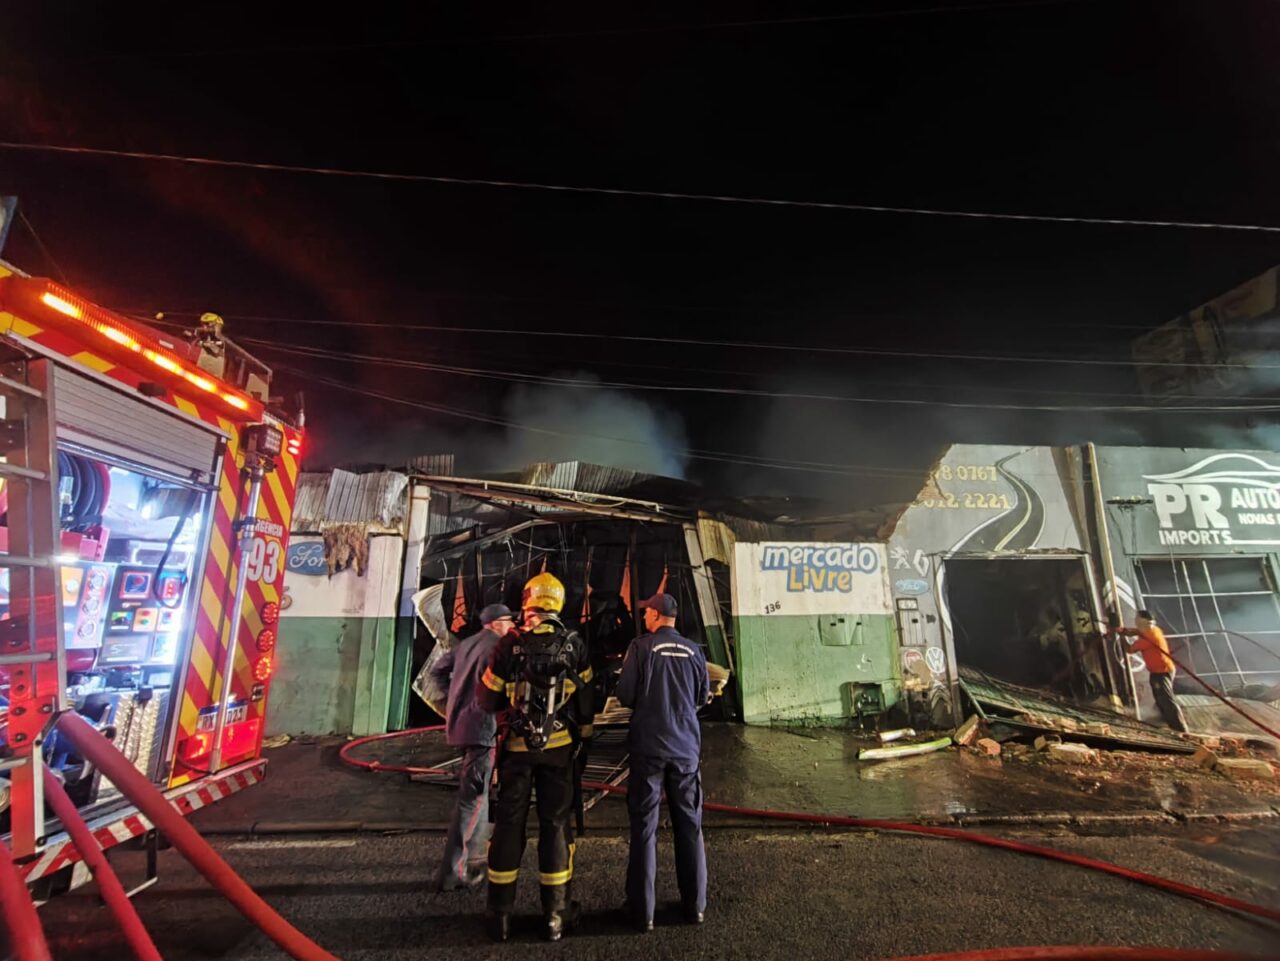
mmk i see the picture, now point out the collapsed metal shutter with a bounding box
[52,364,224,485]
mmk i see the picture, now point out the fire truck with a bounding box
[0,258,302,899]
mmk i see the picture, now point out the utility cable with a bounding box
[247,339,1280,414]
[3,141,1278,235]
[145,312,1265,404]
[221,317,1273,371]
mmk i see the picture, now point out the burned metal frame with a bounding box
[937,550,1126,719]
[415,474,736,711]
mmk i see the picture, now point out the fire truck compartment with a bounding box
[1,370,224,823]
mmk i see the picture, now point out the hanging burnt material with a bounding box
[322,523,370,576]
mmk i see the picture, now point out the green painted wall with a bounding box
[266,615,399,736]
[267,534,405,737]
[735,613,900,726]
[385,615,416,732]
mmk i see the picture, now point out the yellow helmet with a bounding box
[522,572,566,613]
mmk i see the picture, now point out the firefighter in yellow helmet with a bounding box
[477,571,595,941]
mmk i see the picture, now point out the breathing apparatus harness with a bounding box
[506,612,588,751]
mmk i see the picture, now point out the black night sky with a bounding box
[2,1,1279,511]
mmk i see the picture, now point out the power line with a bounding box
[17,211,70,286]
[221,326,1263,403]
[248,338,1280,414]
[125,300,1165,333]
[146,313,1272,371]
[142,314,1257,403]
[94,1,1089,59]
[4,140,1278,235]
[238,319,1269,371]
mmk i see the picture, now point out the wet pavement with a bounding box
[33,721,1280,960]
[38,821,1280,960]
[191,722,1280,836]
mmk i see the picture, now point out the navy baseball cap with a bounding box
[639,593,678,617]
[480,603,514,625]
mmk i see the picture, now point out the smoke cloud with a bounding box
[484,375,689,478]
[311,373,689,480]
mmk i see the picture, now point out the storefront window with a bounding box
[1133,557,1280,700]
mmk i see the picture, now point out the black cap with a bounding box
[480,603,514,625]
[639,593,678,617]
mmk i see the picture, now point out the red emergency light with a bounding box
[180,731,212,763]
[179,718,262,765]
[254,654,274,682]
[286,435,303,458]
[256,628,276,653]
[0,276,263,420]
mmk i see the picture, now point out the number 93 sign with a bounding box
[244,536,283,586]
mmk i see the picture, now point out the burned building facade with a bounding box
[884,443,1280,733]
[270,448,1280,738]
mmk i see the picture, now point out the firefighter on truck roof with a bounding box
[477,571,595,942]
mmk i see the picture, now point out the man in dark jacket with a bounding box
[429,603,516,891]
[617,592,709,932]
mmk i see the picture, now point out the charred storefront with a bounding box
[886,443,1280,734]
[409,464,740,722]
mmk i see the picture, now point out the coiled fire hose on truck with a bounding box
[339,726,1280,926]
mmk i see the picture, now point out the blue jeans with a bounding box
[438,745,495,887]
[625,754,707,922]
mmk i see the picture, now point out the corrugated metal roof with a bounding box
[410,453,456,476]
[292,474,330,529]
[503,462,701,506]
[294,469,409,531]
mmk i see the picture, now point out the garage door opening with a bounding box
[944,557,1110,702]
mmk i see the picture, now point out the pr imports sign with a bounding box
[733,542,892,617]
[1096,448,1280,551]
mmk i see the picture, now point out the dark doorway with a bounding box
[944,557,1108,702]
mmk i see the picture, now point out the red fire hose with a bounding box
[54,711,341,961]
[1160,648,1280,742]
[1,717,1272,961]
[1,839,53,961]
[339,726,1280,926]
[42,767,163,961]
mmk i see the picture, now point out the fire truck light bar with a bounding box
[0,279,264,419]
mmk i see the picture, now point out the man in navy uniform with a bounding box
[617,592,709,932]
[427,603,516,891]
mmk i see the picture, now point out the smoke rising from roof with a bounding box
[314,373,690,479]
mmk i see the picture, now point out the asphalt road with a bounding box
[37,821,1280,960]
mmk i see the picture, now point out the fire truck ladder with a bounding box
[0,357,67,860]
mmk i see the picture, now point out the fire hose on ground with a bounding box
[1,837,52,961]
[1156,646,1280,743]
[339,726,1280,927]
[41,766,162,961]
[27,711,343,961]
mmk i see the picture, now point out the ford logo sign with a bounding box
[286,541,327,576]
[894,578,929,596]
